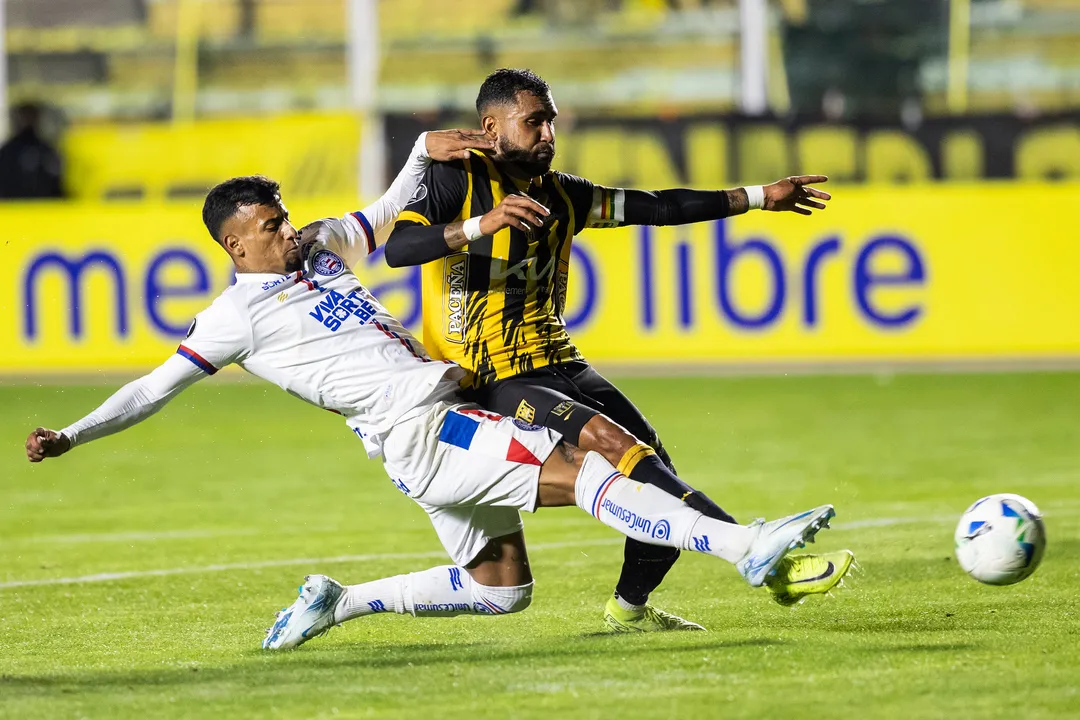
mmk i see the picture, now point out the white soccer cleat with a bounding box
[263,574,345,650]
[736,505,836,587]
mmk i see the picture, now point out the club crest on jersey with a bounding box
[312,249,345,277]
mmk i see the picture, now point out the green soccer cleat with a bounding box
[603,596,706,633]
[765,550,856,606]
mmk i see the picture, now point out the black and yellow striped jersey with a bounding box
[393,150,623,388]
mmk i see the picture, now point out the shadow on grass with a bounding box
[824,617,965,633]
[0,634,787,696]
[869,643,977,654]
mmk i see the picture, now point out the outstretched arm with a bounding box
[614,175,831,227]
[25,355,206,462]
[26,292,249,462]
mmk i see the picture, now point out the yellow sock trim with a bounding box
[616,442,656,477]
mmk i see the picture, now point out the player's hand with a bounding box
[425,129,494,162]
[763,175,831,216]
[298,218,333,245]
[25,427,71,463]
[479,194,551,234]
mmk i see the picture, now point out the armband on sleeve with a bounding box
[585,187,626,229]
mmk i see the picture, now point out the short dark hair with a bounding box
[202,175,281,243]
[476,68,551,117]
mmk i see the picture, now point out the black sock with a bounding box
[628,452,736,524]
[615,539,680,607]
[611,446,737,606]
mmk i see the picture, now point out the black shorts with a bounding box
[466,360,674,471]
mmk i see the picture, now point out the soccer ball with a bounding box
[954,493,1045,586]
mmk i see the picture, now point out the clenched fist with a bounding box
[479,194,551,235]
[25,427,70,463]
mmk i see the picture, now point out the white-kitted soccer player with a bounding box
[25,129,848,650]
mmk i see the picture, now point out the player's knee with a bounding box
[472,580,534,615]
[579,416,636,459]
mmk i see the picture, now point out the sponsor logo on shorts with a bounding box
[472,602,494,614]
[602,497,652,535]
[515,399,536,424]
[312,249,346,277]
[651,519,672,541]
[551,401,574,420]
[443,253,468,344]
[512,418,543,431]
[391,478,410,495]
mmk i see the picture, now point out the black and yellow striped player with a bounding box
[387,69,846,631]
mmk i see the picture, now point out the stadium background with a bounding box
[2,0,1078,374]
[2,3,1079,718]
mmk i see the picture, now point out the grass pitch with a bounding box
[2,372,1079,719]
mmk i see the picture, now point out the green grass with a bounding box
[2,373,1079,719]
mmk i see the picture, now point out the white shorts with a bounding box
[381,400,561,566]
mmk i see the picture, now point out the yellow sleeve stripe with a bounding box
[616,442,656,477]
[397,210,431,226]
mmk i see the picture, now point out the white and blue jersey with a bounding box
[59,132,463,458]
[176,232,463,456]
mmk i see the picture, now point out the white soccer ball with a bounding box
[954,493,1046,586]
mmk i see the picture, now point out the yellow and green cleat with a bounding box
[603,596,706,633]
[765,550,856,606]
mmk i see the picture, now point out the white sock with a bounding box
[335,565,532,622]
[335,574,408,620]
[574,451,754,563]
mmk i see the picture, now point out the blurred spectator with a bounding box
[512,0,541,15]
[0,102,64,200]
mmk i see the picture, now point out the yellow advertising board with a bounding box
[1,183,1077,375]
[62,113,362,201]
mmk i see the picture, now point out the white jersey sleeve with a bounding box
[59,355,206,448]
[176,292,252,374]
[306,132,432,267]
[59,293,252,449]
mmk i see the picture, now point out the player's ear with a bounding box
[481,114,498,137]
[222,233,244,257]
